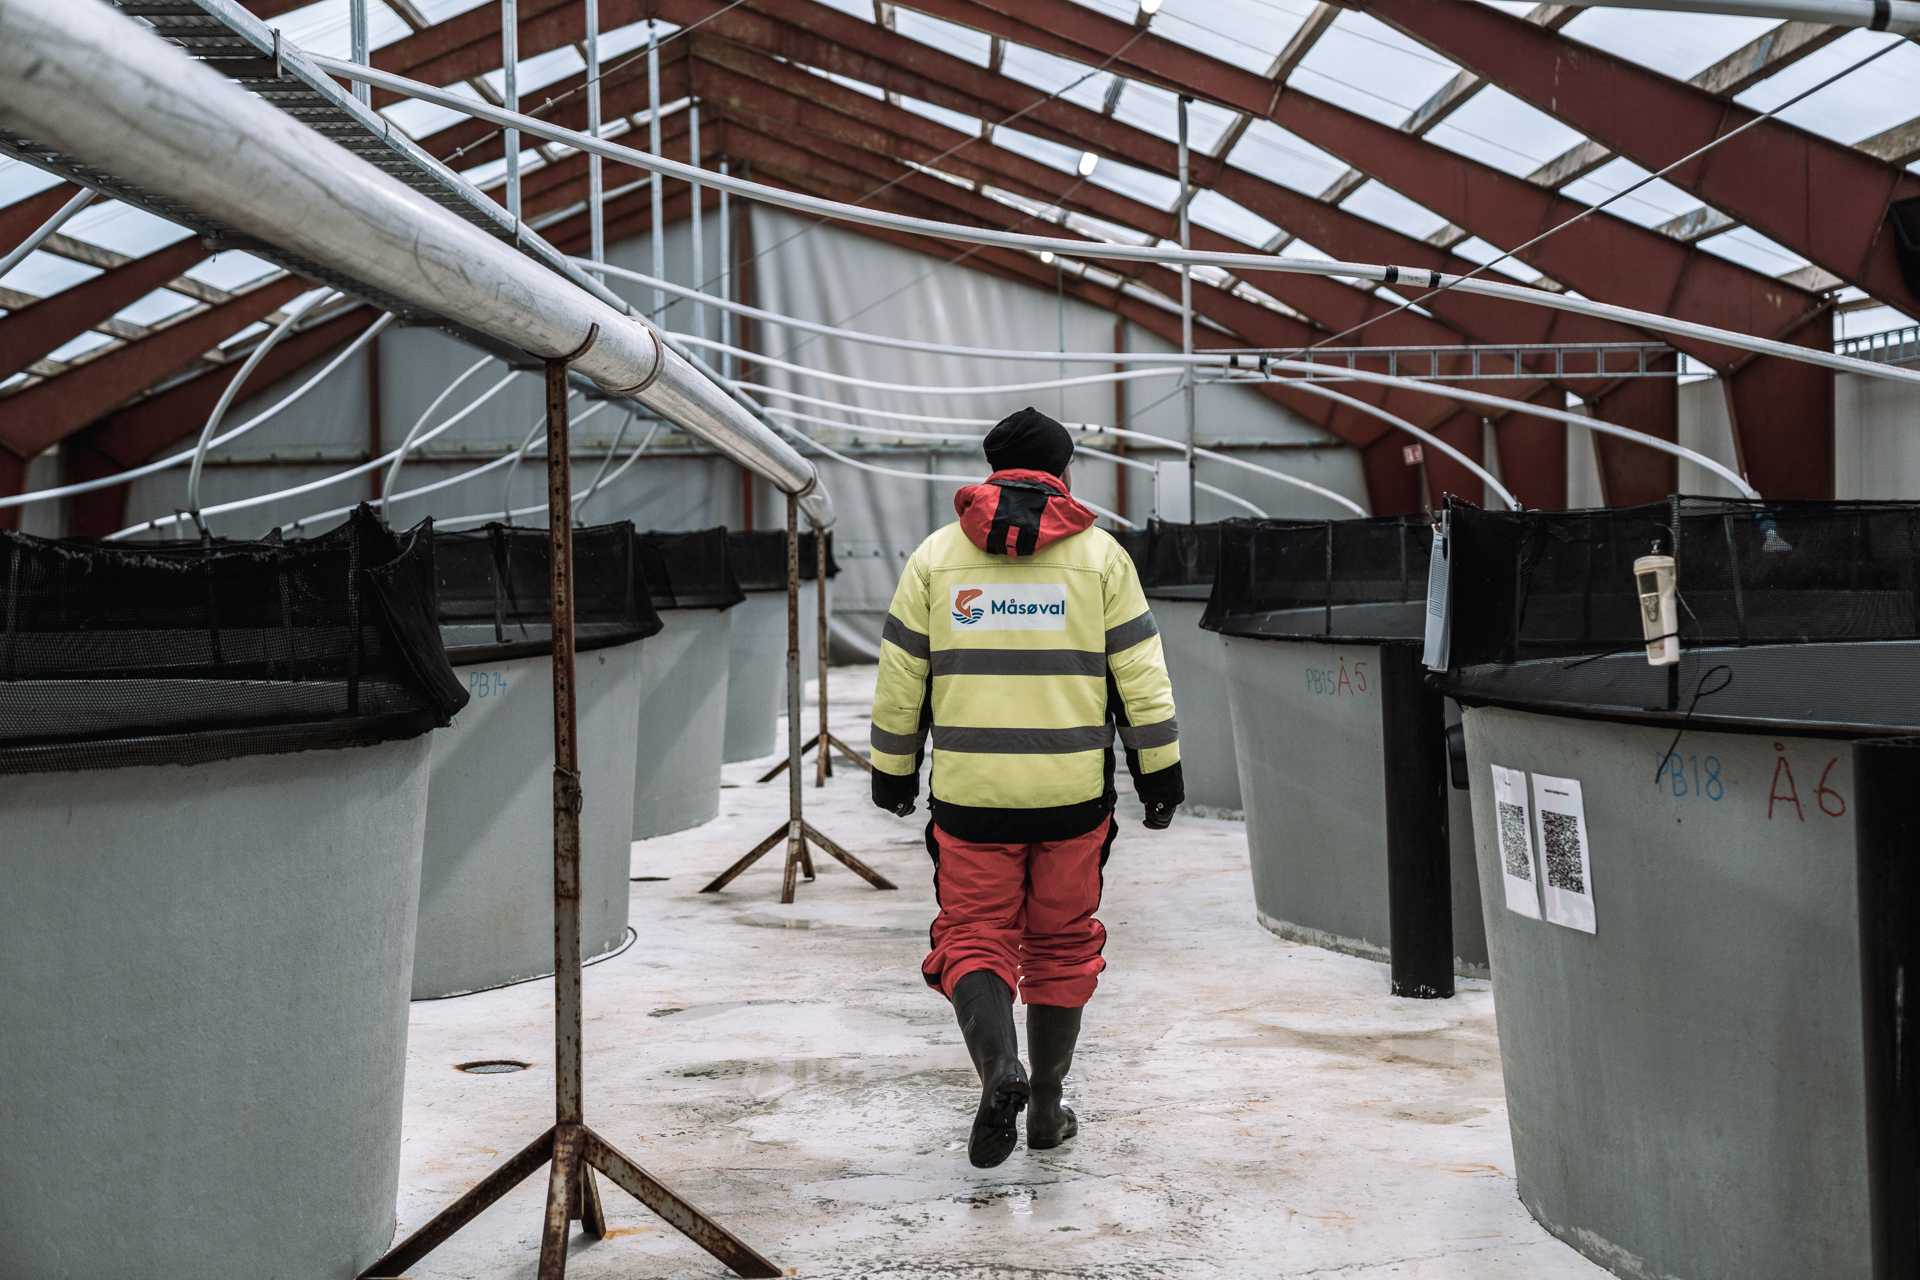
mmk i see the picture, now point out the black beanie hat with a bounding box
[983,406,1074,477]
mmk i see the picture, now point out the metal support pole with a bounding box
[816,528,829,788]
[1379,642,1454,1000]
[585,0,602,269]
[783,494,808,898]
[689,102,705,347]
[647,21,664,320]
[544,358,584,1131]
[503,0,519,224]
[349,0,369,107]
[1178,95,1195,524]
[718,158,732,382]
[706,507,894,897]
[355,347,782,1280]
[1855,735,1920,1280]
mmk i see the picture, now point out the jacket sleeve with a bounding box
[869,543,932,808]
[1103,542,1184,807]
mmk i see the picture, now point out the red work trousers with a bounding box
[921,817,1114,1009]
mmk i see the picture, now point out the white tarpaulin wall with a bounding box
[720,208,1369,656]
[93,207,1370,643]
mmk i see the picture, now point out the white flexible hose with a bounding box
[186,288,339,523]
[381,357,506,521]
[0,310,392,511]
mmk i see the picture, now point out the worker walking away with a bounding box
[869,406,1182,1168]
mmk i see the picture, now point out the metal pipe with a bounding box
[309,56,1920,391]
[718,159,733,383]
[1178,94,1195,525]
[815,524,828,789]
[1556,0,1919,33]
[647,20,664,320]
[689,102,704,347]
[185,287,337,525]
[502,0,519,224]
[542,354,583,1131]
[348,0,369,107]
[0,184,94,278]
[0,1,827,523]
[785,490,805,884]
[585,0,603,269]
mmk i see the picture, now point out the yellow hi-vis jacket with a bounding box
[869,517,1181,843]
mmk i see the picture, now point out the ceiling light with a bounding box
[1077,151,1099,177]
[1139,0,1162,13]
[1040,251,1055,264]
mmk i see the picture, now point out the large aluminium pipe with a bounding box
[0,0,832,529]
[1556,0,1920,34]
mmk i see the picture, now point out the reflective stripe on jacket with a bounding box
[869,517,1179,829]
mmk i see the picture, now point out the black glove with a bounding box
[872,767,919,818]
[1143,802,1174,830]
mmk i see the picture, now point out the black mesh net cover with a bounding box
[634,526,745,610]
[726,530,839,592]
[1121,520,1225,602]
[0,506,469,775]
[436,521,663,664]
[1441,496,1920,733]
[1200,515,1435,642]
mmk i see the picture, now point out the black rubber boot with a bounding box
[1025,1003,1082,1150]
[950,971,1029,1168]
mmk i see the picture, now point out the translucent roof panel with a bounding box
[1187,190,1284,249]
[1555,8,1780,80]
[1560,158,1704,230]
[1735,32,1920,146]
[1,252,102,298]
[113,288,201,328]
[897,94,983,138]
[1228,120,1349,198]
[1145,0,1313,75]
[1112,81,1238,153]
[0,157,64,205]
[1697,226,1811,278]
[184,251,279,292]
[1422,86,1591,178]
[1287,11,1462,126]
[999,42,1121,115]
[892,9,991,67]
[62,202,196,257]
[1339,180,1451,242]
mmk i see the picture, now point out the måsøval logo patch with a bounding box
[948,584,1068,631]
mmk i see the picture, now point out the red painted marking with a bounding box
[1768,754,1804,823]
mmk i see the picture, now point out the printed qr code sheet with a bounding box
[1497,801,1532,881]
[1531,773,1596,935]
[1490,765,1541,920]
[1540,811,1586,894]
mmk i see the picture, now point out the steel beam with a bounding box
[0,238,211,381]
[1360,0,1920,312]
[0,181,90,250]
[0,275,310,462]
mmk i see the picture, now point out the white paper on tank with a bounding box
[1532,772,1596,934]
[1491,764,1541,919]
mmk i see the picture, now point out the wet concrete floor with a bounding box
[393,665,1607,1279]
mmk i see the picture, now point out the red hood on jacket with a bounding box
[954,468,1097,557]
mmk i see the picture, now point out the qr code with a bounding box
[1497,801,1532,880]
[1541,811,1586,894]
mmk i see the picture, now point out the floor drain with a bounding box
[456,1060,529,1074]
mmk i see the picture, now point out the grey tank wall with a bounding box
[0,736,432,1277]
[1223,634,1487,974]
[415,644,642,1000]
[725,588,817,764]
[1152,599,1241,817]
[634,608,732,840]
[1461,704,1868,1280]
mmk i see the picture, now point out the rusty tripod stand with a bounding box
[360,352,779,1280]
[757,529,872,787]
[701,492,896,905]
